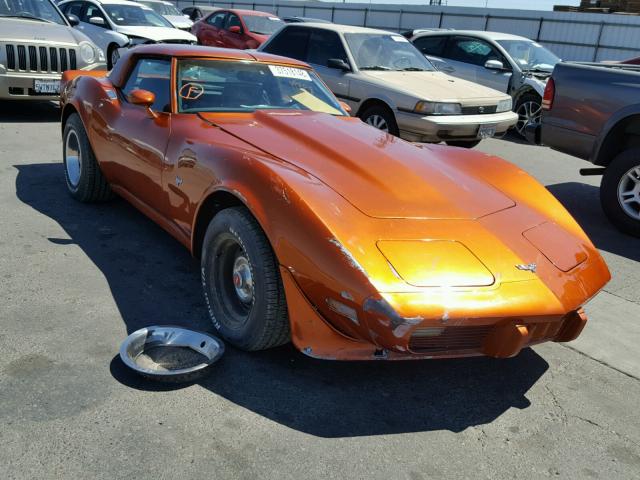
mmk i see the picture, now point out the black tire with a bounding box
[107,44,119,70]
[359,104,400,136]
[62,113,113,203]
[446,139,481,149]
[514,93,542,139]
[600,148,640,237]
[201,207,290,351]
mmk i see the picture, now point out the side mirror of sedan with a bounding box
[229,25,242,34]
[128,89,157,118]
[89,16,106,27]
[67,14,80,26]
[484,59,505,70]
[339,101,352,114]
[327,58,351,71]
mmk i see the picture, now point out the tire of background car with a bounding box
[514,93,543,139]
[107,43,119,70]
[359,104,400,136]
[201,206,290,350]
[445,139,481,149]
[600,148,640,237]
[63,113,113,202]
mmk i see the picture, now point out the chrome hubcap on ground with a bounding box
[65,130,81,188]
[618,166,640,220]
[366,114,389,132]
[516,101,542,136]
[232,255,253,304]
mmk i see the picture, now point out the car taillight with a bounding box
[542,77,555,111]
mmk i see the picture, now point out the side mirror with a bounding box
[338,101,352,114]
[89,16,106,26]
[327,58,350,71]
[484,59,505,70]
[128,89,157,118]
[228,25,242,34]
[67,13,80,26]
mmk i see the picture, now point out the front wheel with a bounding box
[446,139,481,149]
[359,105,399,136]
[107,44,119,70]
[600,149,640,237]
[201,207,290,350]
[514,93,542,139]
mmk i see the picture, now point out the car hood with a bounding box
[362,70,509,104]
[202,111,515,219]
[117,25,196,42]
[163,15,192,28]
[0,17,84,45]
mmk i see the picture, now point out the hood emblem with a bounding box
[478,106,485,113]
[516,263,537,273]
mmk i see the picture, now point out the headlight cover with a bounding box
[496,97,513,113]
[79,41,97,64]
[414,101,462,115]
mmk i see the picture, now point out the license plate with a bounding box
[33,79,60,94]
[477,124,497,139]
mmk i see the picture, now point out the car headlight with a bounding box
[414,101,462,115]
[496,97,513,113]
[79,41,97,64]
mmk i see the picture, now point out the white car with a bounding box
[58,0,196,69]
[136,0,193,31]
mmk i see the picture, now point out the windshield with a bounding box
[104,4,172,27]
[345,33,435,72]
[0,0,66,25]
[138,1,181,16]
[497,40,560,71]
[177,59,346,115]
[242,14,284,35]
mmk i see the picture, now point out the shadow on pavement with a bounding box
[0,101,60,123]
[16,162,549,438]
[548,182,639,262]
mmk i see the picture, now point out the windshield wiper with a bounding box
[398,67,428,71]
[359,65,392,71]
[0,14,54,23]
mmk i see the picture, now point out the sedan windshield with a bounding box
[242,15,284,35]
[104,4,172,27]
[177,59,346,115]
[0,0,66,25]
[345,33,435,72]
[138,1,181,16]
[497,40,560,71]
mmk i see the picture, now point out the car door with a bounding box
[305,28,351,102]
[109,58,173,209]
[219,12,246,49]
[199,11,227,47]
[77,2,113,48]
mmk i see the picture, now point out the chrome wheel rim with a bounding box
[232,254,253,304]
[516,100,542,136]
[65,129,82,188]
[618,165,640,220]
[366,114,389,132]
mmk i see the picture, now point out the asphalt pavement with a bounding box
[1,102,639,479]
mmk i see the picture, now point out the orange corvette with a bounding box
[59,45,610,360]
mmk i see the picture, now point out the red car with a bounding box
[192,9,285,50]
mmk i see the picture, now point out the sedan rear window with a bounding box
[176,59,346,115]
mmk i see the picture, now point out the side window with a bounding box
[225,13,241,31]
[261,27,310,62]
[413,36,447,57]
[307,29,348,67]
[206,11,226,29]
[122,58,172,112]
[444,37,506,67]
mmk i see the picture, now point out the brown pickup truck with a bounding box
[528,62,640,238]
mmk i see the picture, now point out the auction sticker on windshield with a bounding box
[268,65,311,81]
[34,79,60,94]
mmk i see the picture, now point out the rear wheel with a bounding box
[601,148,640,237]
[446,139,481,149]
[201,207,290,350]
[515,93,542,138]
[359,104,399,136]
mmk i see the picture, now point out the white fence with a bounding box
[173,0,640,62]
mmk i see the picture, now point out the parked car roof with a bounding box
[412,29,532,42]
[281,22,393,35]
[282,16,332,23]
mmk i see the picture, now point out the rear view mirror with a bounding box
[229,25,242,34]
[484,59,505,70]
[128,89,157,118]
[89,16,106,26]
[67,14,80,26]
[327,58,350,71]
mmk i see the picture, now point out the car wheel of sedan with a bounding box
[515,93,542,138]
[360,105,399,136]
[446,139,481,149]
[201,207,290,350]
[601,148,640,237]
[107,44,119,70]
[63,113,113,202]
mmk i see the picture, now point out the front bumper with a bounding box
[396,110,518,143]
[0,63,107,100]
